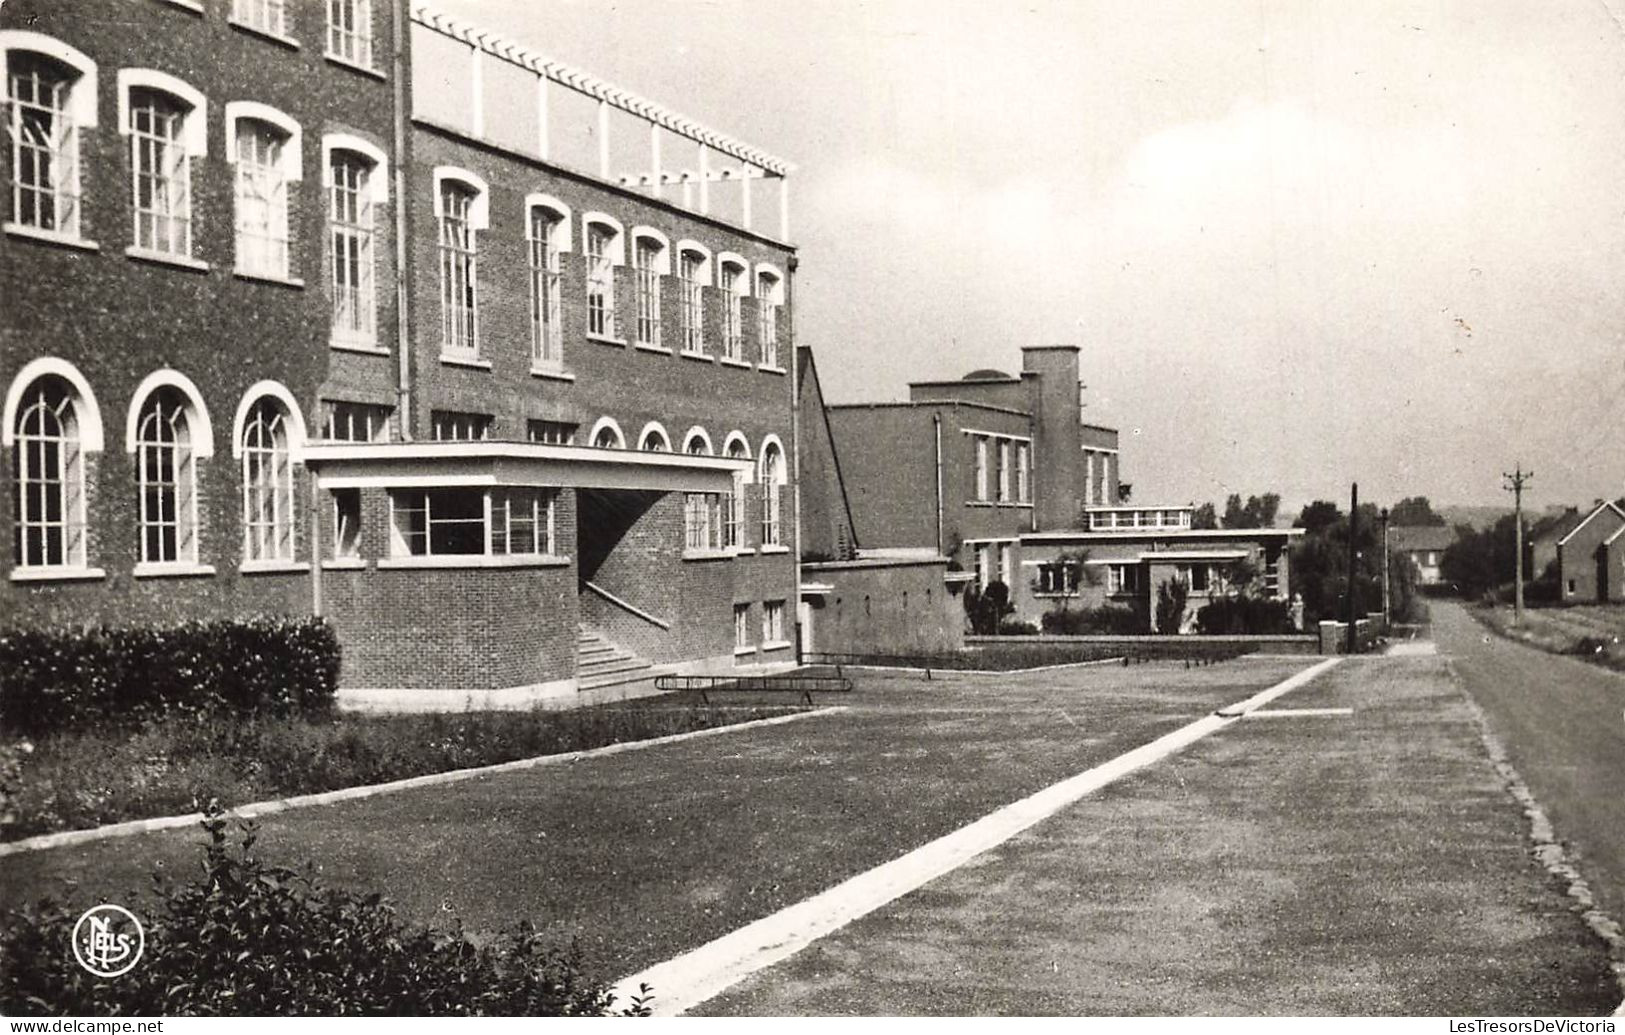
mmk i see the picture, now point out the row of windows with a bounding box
[434,172,787,375]
[971,434,1031,505]
[210,0,377,66]
[2,33,391,348]
[8,363,298,574]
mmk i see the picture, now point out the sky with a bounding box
[431,0,1625,515]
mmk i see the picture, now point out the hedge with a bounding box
[0,810,649,1016]
[0,618,340,735]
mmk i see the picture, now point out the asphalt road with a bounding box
[1433,599,1625,930]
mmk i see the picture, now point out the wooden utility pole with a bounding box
[1346,482,1359,654]
[1503,464,1533,625]
[1379,506,1391,629]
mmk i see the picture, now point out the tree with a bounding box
[1295,500,1343,536]
[1390,496,1446,526]
[1191,502,1218,529]
[1117,483,1133,503]
[1222,493,1280,529]
[1439,516,1519,600]
[1221,493,1246,529]
[1042,548,1101,614]
[1155,579,1189,634]
[963,580,1015,635]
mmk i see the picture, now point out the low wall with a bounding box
[804,558,963,655]
[965,633,1320,655]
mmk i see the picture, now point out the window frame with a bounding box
[119,71,208,260]
[717,254,749,362]
[758,439,785,548]
[675,242,711,356]
[432,167,489,360]
[226,104,302,280]
[388,486,558,560]
[8,372,95,573]
[325,0,374,69]
[754,264,784,369]
[526,197,572,372]
[239,396,297,565]
[324,138,386,346]
[582,213,625,341]
[631,228,670,350]
[3,37,99,243]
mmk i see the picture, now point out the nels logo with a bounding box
[72,905,145,978]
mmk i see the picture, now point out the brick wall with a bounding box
[803,559,963,655]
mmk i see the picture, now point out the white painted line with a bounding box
[611,656,1342,1015]
[1243,707,1354,719]
[0,706,847,858]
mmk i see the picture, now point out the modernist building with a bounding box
[806,345,1299,634]
[2,0,799,702]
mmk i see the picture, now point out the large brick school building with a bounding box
[1,0,799,702]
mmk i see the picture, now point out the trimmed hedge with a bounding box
[1195,596,1294,635]
[1041,606,1145,635]
[0,810,649,1016]
[0,618,340,735]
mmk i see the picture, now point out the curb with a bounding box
[1450,660,1625,1015]
[825,657,1126,678]
[0,706,848,858]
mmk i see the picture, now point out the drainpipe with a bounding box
[310,470,324,617]
[788,253,802,662]
[391,0,414,440]
[933,413,944,557]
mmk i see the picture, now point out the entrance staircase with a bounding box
[576,626,665,693]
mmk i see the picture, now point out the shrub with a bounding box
[1040,606,1145,635]
[0,808,650,1016]
[0,618,339,735]
[997,618,1038,636]
[1155,580,1189,634]
[962,581,1014,635]
[1194,596,1294,635]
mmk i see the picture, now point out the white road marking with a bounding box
[611,657,1343,1015]
[1243,707,1354,719]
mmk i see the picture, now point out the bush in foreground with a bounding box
[1040,606,1145,635]
[0,809,650,1016]
[0,618,340,735]
[1194,596,1294,635]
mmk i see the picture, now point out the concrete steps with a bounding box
[576,627,664,692]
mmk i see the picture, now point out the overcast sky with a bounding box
[433,0,1625,514]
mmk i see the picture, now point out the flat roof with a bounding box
[826,400,1032,419]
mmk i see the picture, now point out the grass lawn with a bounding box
[0,659,1307,985]
[1,700,811,841]
[1475,603,1625,672]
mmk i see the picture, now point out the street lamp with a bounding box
[1379,507,1390,630]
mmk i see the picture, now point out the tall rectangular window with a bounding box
[491,488,556,556]
[1015,442,1030,503]
[329,152,376,343]
[8,54,81,236]
[235,120,290,277]
[439,184,478,354]
[332,488,362,560]
[685,492,723,551]
[734,603,750,650]
[996,440,1010,502]
[720,263,744,360]
[974,436,989,501]
[129,89,191,256]
[634,237,662,347]
[326,0,373,66]
[756,272,780,368]
[528,209,563,369]
[679,250,706,354]
[586,223,616,338]
[762,600,785,644]
[234,0,288,35]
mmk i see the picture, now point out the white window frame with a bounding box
[389,486,557,558]
[734,603,751,651]
[582,213,625,341]
[762,599,785,645]
[3,35,99,243]
[638,421,671,452]
[433,167,488,359]
[717,255,748,361]
[233,0,290,37]
[323,400,390,442]
[723,433,750,549]
[324,136,387,346]
[1015,442,1030,503]
[676,241,711,356]
[118,70,207,260]
[6,363,103,573]
[431,410,491,442]
[589,416,625,450]
[974,436,989,501]
[755,263,784,369]
[996,439,1010,503]
[759,439,785,547]
[325,0,374,68]
[526,196,572,372]
[240,396,296,564]
[226,103,302,280]
[631,228,670,349]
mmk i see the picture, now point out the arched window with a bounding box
[438,178,480,355]
[638,423,670,452]
[723,434,750,549]
[718,257,747,361]
[129,87,195,256]
[5,48,87,236]
[589,417,624,450]
[676,243,710,355]
[527,200,569,371]
[759,440,785,547]
[231,114,297,277]
[11,375,87,569]
[583,215,624,340]
[631,229,669,348]
[135,388,198,565]
[241,397,295,562]
[756,267,784,368]
[683,427,712,455]
[327,144,382,344]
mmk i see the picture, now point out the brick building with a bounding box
[1387,524,1456,586]
[2,0,799,703]
[805,344,1298,634]
[1550,500,1625,604]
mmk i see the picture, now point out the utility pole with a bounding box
[1346,482,1359,654]
[1503,464,1533,626]
[1379,506,1391,630]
